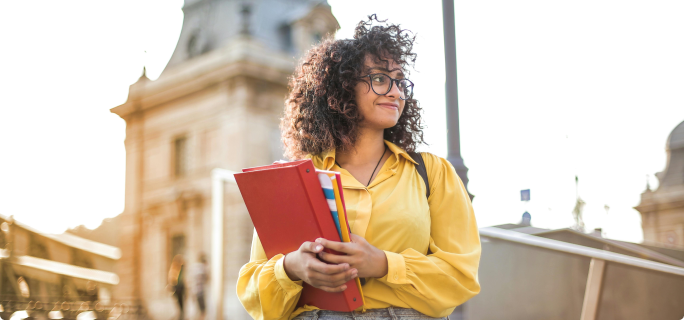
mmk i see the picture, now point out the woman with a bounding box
[194,253,209,320]
[237,16,480,320]
[168,254,185,320]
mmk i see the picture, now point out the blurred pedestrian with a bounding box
[168,254,185,320]
[86,281,98,302]
[193,253,209,320]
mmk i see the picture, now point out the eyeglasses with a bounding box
[361,73,414,100]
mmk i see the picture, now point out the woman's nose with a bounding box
[386,80,402,98]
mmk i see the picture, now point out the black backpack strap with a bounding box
[408,152,430,199]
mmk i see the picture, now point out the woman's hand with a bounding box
[283,241,358,293]
[316,234,388,279]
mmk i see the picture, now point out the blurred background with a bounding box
[1,0,683,320]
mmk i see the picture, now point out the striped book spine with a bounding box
[317,173,342,240]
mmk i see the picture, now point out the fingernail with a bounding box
[316,245,322,251]
[341,285,347,290]
[315,238,322,243]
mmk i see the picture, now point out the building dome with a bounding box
[658,120,684,188]
[667,120,684,150]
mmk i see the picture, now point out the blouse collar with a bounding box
[309,140,418,171]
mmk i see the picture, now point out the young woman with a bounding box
[168,254,185,320]
[237,16,481,320]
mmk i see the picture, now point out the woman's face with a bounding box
[354,55,406,130]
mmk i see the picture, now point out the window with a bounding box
[0,221,7,248]
[174,137,189,177]
[170,234,186,264]
[279,24,293,52]
[312,32,322,44]
[71,248,94,268]
[187,33,199,58]
[28,233,50,260]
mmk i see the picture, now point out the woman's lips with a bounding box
[377,103,399,110]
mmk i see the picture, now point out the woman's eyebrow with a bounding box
[368,67,405,78]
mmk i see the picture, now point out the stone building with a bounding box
[636,120,684,248]
[110,1,338,319]
[0,214,120,310]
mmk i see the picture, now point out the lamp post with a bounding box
[442,0,472,199]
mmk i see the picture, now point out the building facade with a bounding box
[636,120,684,248]
[0,214,121,316]
[110,1,338,319]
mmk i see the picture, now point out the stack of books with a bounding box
[235,159,364,311]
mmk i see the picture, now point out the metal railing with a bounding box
[479,227,684,276]
[479,227,684,320]
[0,299,147,320]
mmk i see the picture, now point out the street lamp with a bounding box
[442,0,473,199]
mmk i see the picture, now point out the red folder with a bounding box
[234,159,364,312]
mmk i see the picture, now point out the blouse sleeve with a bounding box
[237,230,304,320]
[376,153,481,317]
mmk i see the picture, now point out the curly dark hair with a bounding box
[280,15,425,160]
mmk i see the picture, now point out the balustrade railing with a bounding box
[0,299,148,320]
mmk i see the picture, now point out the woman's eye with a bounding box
[371,75,386,83]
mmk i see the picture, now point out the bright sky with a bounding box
[1,1,683,243]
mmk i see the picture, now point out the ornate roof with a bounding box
[162,0,337,75]
[667,120,684,151]
[659,120,684,188]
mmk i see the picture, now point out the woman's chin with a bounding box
[360,117,400,130]
[380,121,400,129]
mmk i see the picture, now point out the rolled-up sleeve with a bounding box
[376,154,481,317]
[237,230,304,320]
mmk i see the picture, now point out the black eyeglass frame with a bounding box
[360,73,415,100]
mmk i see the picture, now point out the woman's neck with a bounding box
[336,127,386,167]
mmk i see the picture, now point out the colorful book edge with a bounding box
[317,170,366,309]
[317,172,342,240]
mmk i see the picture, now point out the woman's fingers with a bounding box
[299,241,324,254]
[308,257,349,275]
[316,238,355,254]
[317,284,348,293]
[309,268,357,287]
[349,233,366,244]
[318,251,352,264]
[303,256,356,285]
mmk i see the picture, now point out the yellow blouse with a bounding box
[237,140,481,319]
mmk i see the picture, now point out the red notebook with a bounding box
[234,159,364,312]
